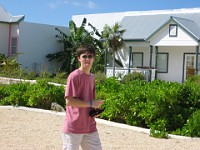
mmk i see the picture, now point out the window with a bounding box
[132,52,143,68]
[157,53,168,73]
[11,37,17,55]
[169,24,178,37]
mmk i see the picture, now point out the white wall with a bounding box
[127,42,151,67]
[10,24,19,38]
[0,23,9,55]
[116,42,197,83]
[156,46,196,83]
[18,21,69,72]
[150,21,198,46]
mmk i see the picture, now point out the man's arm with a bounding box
[65,96,104,108]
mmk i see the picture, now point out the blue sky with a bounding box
[1,0,200,27]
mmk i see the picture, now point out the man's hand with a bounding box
[92,100,104,109]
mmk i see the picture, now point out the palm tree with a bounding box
[46,18,104,74]
[101,23,126,77]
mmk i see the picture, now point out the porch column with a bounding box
[196,46,199,75]
[128,46,132,73]
[149,45,153,81]
[154,46,158,79]
[104,49,108,75]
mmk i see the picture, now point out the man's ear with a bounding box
[77,56,81,61]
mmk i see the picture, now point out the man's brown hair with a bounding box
[76,44,96,57]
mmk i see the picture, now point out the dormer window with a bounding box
[169,24,178,37]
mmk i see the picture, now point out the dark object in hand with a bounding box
[89,108,105,117]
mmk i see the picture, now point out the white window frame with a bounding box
[169,24,178,37]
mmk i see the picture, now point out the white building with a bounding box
[1,5,200,83]
[73,8,200,83]
[0,5,69,72]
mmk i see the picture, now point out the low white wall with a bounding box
[0,77,65,87]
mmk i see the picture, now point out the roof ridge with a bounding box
[125,8,200,17]
[170,16,194,22]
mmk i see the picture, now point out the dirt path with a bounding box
[0,106,199,150]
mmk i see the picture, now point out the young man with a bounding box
[62,44,104,150]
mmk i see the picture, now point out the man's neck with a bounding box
[78,67,90,75]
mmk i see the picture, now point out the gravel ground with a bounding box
[0,106,200,150]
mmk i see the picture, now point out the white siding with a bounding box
[150,21,198,46]
[10,24,19,38]
[114,42,149,68]
[117,44,197,83]
[125,42,152,68]
[18,22,69,72]
[156,46,196,83]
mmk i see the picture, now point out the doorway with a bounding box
[184,54,200,80]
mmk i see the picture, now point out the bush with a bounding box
[26,80,63,109]
[50,71,67,84]
[96,78,200,138]
[24,71,37,80]
[179,110,200,137]
[150,119,169,139]
[0,82,31,106]
[121,72,145,83]
[1,73,200,138]
[0,80,65,109]
[186,75,200,84]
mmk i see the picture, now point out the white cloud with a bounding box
[48,0,98,9]
[86,1,97,9]
[48,0,69,9]
[48,2,58,9]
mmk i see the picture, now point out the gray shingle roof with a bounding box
[0,5,25,23]
[121,12,200,41]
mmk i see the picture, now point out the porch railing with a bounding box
[105,67,156,81]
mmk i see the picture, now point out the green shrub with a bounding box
[24,71,37,80]
[96,78,200,137]
[150,119,169,139]
[1,73,200,138]
[39,71,52,79]
[51,71,67,84]
[26,79,65,109]
[55,71,67,78]
[0,84,8,102]
[180,110,200,137]
[0,79,65,109]
[1,82,30,106]
[121,72,145,83]
[186,75,200,84]
[95,71,106,84]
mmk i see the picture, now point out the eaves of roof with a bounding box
[124,39,145,42]
[0,16,25,24]
[11,15,25,23]
[0,5,25,23]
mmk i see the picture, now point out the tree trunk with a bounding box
[112,53,115,77]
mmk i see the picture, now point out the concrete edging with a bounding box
[0,105,199,140]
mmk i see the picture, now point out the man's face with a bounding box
[78,52,95,69]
